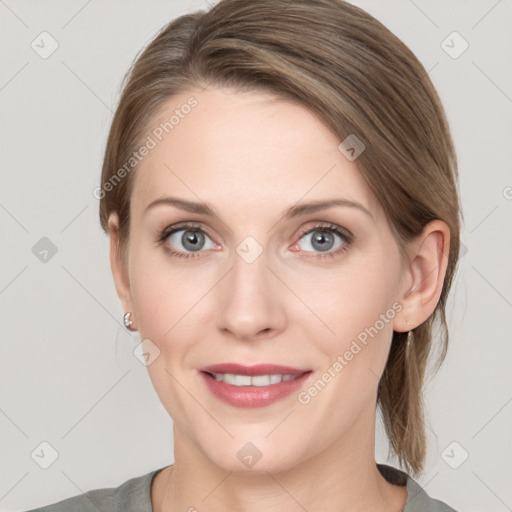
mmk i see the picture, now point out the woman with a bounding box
[27,0,461,510]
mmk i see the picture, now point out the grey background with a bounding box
[1,1,511,511]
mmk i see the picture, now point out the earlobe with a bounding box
[108,213,133,319]
[393,220,450,332]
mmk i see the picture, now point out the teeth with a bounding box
[210,373,300,386]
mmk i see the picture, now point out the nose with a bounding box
[215,250,287,342]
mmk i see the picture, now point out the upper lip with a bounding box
[200,363,311,376]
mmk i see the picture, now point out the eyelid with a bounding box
[157,221,214,242]
[297,221,352,239]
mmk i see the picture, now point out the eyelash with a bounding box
[156,222,353,260]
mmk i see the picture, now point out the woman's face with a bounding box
[113,86,411,472]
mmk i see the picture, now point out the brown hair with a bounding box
[99,0,461,475]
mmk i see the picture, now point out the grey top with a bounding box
[25,464,457,511]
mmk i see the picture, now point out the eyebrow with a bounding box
[144,196,373,220]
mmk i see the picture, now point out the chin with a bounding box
[198,437,305,475]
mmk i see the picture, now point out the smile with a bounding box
[200,370,313,408]
[205,372,302,386]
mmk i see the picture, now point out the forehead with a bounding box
[130,87,382,222]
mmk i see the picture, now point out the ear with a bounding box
[108,212,135,328]
[393,220,451,332]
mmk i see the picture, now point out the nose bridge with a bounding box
[215,239,285,339]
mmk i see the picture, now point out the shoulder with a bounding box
[377,464,458,512]
[405,477,458,512]
[23,467,166,512]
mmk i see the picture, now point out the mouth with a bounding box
[198,363,313,408]
[202,371,306,386]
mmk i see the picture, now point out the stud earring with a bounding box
[123,312,137,332]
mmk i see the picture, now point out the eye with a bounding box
[158,223,218,258]
[157,222,352,260]
[294,223,351,258]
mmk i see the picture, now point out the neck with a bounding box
[155,406,407,512]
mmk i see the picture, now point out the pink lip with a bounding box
[199,363,313,408]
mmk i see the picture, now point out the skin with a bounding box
[108,86,450,512]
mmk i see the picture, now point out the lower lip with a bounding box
[200,371,313,408]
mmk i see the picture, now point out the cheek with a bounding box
[292,261,402,433]
[128,245,199,338]
[127,251,203,419]
[292,249,403,390]
[297,257,401,341]
[130,269,173,339]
